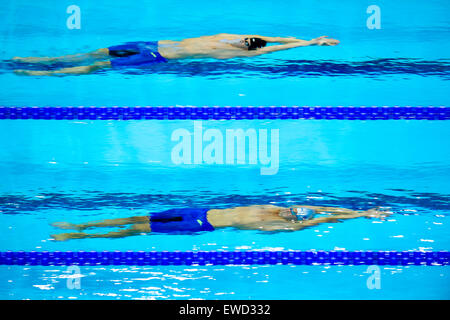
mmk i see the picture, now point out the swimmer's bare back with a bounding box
[12,34,339,76]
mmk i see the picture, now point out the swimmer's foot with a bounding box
[51,232,90,241]
[51,222,84,231]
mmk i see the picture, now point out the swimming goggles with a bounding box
[290,207,316,221]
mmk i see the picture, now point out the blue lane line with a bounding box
[0,106,449,120]
[0,251,448,266]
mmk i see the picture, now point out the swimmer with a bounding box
[13,33,339,76]
[50,204,389,241]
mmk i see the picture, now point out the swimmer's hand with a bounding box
[311,36,339,46]
[364,207,393,220]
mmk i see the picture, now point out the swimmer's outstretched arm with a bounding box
[14,60,111,76]
[299,205,367,215]
[245,36,339,57]
[244,35,308,44]
[220,34,315,44]
[242,208,390,232]
[233,204,364,215]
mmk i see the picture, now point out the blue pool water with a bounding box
[1,0,449,106]
[0,0,449,299]
[0,120,449,299]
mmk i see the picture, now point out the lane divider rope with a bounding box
[0,106,449,120]
[1,251,448,266]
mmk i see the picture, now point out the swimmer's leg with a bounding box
[14,60,111,76]
[52,215,149,231]
[12,48,109,64]
[51,223,151,241]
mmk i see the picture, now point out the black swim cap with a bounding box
[245,37,267,50]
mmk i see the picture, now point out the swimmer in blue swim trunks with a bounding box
[13,33,339,76]
[50,204,388,241]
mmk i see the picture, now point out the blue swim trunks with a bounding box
[149,208,214,234]
[108,41,168,68]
